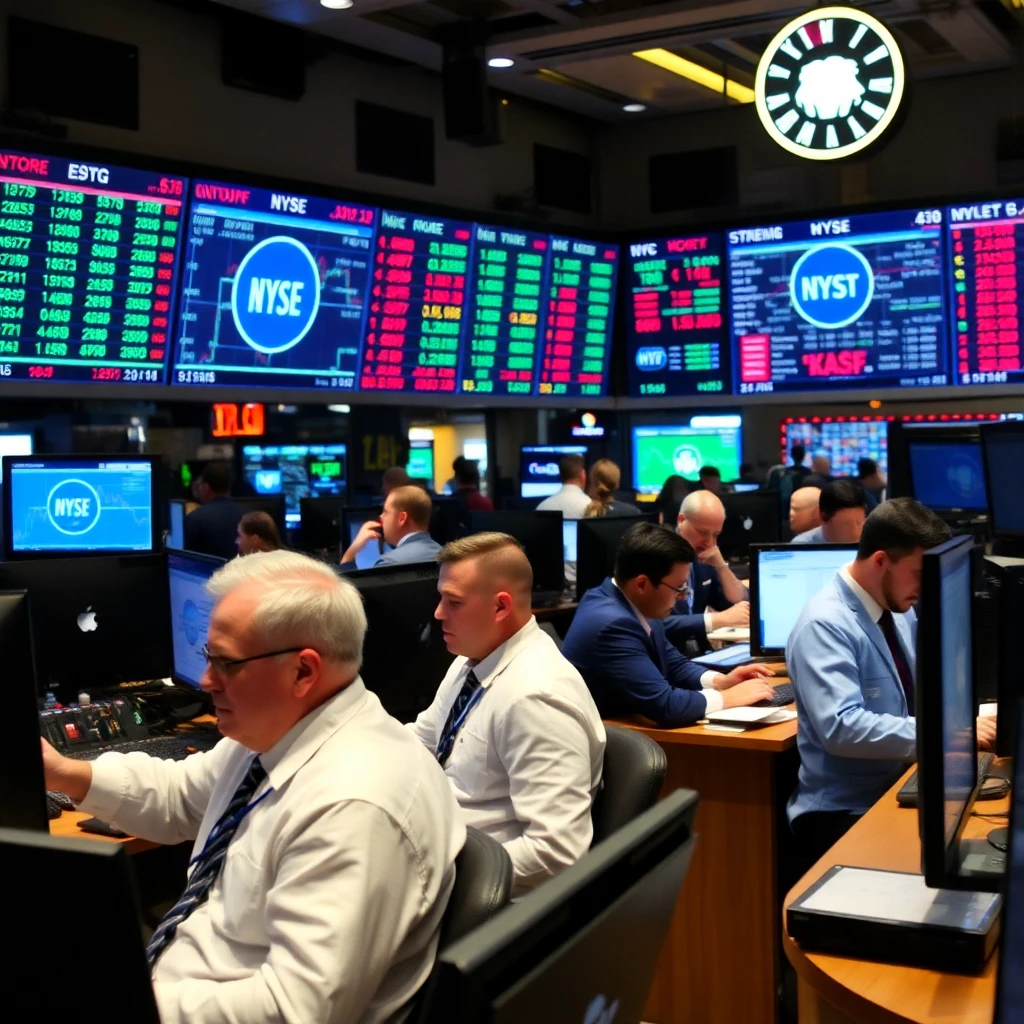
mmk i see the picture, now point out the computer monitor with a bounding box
[917,535,1003,892]
[300,497,345,551]
[749,544,858,658]
[563,520,578,565]
[241,444,348,528]
[167,499,187,550]
[407,439,435,484]
[233,495,288,540]
[430,498,461,547]
[981,423,1024,538]
[0,592,48,832]
[575,513,659,600]
[977,556,1024,757]
[465,511,565,597]
[0,432,33,480]
[0,554,171,700]
[425,788,698,1024]
[342,505,384,571]
[346,563,454,723]
[2,454,159,559]
[168,551,225,692]
[907,439,987,515]
[718,491,781,561]
[519,446,588,500]
[0,829,160,1019]
[631,416,742,494]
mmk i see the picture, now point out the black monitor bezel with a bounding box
[905,436,987,514]
[166,548,227,691]
[981,422,1024,538]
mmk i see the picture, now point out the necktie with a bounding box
[878,610,914,712]
[436,669,481,767]
[146,756,268,967]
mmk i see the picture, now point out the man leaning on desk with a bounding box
[562,521,775,728]
[40,550,463,1024]
[787,497,998,872]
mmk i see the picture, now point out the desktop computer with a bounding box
[575,514,658,600]
[168,550,225,692]
[241,443,348,528]
[982,423,1024,543]
[430,497,461,548]
[343,505,385,571]
[167,498,187,550]
[421,789,698,1024]
[976,556,1024,757]
[718,491,781,562]
[995,701,1024,1024]
[2,454,159,558]
[749,544,858,658]
[465,511,565,602]
[906,438,987,517]
[300,497,345,552]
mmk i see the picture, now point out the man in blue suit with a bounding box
[787,498,997,871]
[562,521,774,728]
[340,485,441,571]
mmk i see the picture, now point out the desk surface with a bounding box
[782,765,1007,1024]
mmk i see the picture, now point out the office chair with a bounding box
[590,725,669,847]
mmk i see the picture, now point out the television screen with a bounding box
[0,146,186,386]
[728,207,949,394]
[626,232,729,397]
[406,439,434,482]
[782,419,889,476]
[242,444,347,527]
[171,180,376,391]
[520,445,588,499]
[632,416,742,494]
[946,199,1024,387]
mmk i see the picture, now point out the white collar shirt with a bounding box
[536,483,591,519]
[840,564,885,623]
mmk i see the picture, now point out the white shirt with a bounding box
[81,680,464,1024]
[536,483,590,519]
[840,564,884,623]
[409,617,605,896]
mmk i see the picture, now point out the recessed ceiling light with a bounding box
[320,0,354,9]
[488,57,515,68]
[623,103,647,112]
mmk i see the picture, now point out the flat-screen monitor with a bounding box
[300,497,345,551]
[406,439,435,483]
[342,505,384,571]
[575,513,659,600]
[995,701,1024,1024]
[233,495,287,540]
[167,499,186,550]
[171,179,377,392]
[728,207,950,395]
[563,519,578,565]
[979,557,1024,758]
[425,789,698,1024]
[981,423,1024,537]
[241,444,347,527]
[631,415,742,495]
[0,145,186,387]
[782,419,889,477]
[625,231,730,397]
[718,491,781,561]
[0,434,33,479]
[430,497,461,547]
[346,563,454,723]
[465,511,564,596]
[167,550,225,691]
[907,439,987,514]
[2,455,158,558]
[749,544,857,657]
[917,536,1003,892]
[0,553,170,699]
[519,445,588,499]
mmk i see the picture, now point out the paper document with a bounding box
[706,707,796,725]
[707,626,750,643]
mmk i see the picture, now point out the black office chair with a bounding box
[590,725,669,847]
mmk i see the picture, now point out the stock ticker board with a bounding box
[172,180,376,391]
[0,147,185,385]
[728,207,949,394]
[626,233,729,397]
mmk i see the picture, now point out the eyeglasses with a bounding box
[201,645,304,675]
[655,579,691,596]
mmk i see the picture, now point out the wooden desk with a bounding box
[611,672,798,1024]
[783,766,1007,1024]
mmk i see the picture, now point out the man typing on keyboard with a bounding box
[40,551,464,1024]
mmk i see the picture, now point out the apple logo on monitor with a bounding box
[77,606,98,633]
[743,517,754,531]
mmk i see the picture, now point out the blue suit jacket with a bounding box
[786,574,917,823]
[375,531,441,567]
[792,526,825,544]
[562,578,708,728]
[663,560,747,652]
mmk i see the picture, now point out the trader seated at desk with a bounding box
[562,521,774,728]
[791,478,867,545]
[340,484,442,570]
[184,461,244,562]
[40,550,463,1024]
[789,486,822,538]
[409,532,606,896]
[787,497,997,872]
[663,490,750,655]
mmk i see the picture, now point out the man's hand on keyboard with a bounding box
[40,738,92,803]
[977,716,997,752]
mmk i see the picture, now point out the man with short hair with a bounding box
[536,453,590,518]
[562,522,775,728]
[787,498,996,869]
[790,486,823,537]
[695,465,724,495]
[454,459,494,512]
[381,465,410,497]
[40,551,463,1023]
[787,444,811,483]
[341,484,441,570]
[793,479,867,545]
[858,458,886,510]
[184,461,244,562]
[410,533,605,895]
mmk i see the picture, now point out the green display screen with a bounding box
[632,418,742,494]
[406,443,434,482]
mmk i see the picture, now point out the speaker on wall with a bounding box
[221,10,306,101]
[441,37,500,146]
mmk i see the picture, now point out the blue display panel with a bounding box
[241,443,347,526]
[0,147,186,385]
[168,552,219,690]
[172,180,376,390]
[728,208,949,394]
[907,440,987,512]
[626,232,729,397]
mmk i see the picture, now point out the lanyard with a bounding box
[189,785,274,870]
[435,682,485,761]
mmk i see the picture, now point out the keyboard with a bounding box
[65,733,221,762]
[896,752,996,808]
[753,682,794,708]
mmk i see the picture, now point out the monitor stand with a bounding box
[986,827,1009,851]
[955,837,1007,891]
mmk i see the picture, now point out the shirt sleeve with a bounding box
[153,801,434,1024]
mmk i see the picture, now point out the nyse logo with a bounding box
[47,478,102,536]
[635,347,668,371]
[231,235,321,354]
[790,243,874,330]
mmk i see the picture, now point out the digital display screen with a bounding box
[908,441,987,512]
[947,199,1024,387]
[626,233,729,397]
[631,416,743,494]
[406,439,434,482]
[536,237,619,398]
[0,147,185,385]
[242,443,347,526]
[782,419,889,476]
[168,552,220,690]
[359,210,470,394]
[172,180,376,391]
[460,224,548,396]
[728,208,949,394]
[520,445,588,499]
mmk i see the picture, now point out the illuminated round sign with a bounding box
[47,478,101,536]
[231,235,321,355]
[789,243,874,329]
[755,7,905,161]
[672,445,702,477]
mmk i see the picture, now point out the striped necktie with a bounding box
[436,669,481,767]
[146,756,268,967]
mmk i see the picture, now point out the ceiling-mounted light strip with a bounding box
[633,48,755,104]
